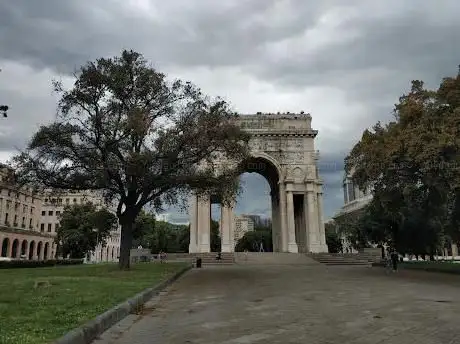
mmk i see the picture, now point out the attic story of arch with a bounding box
[188,112,329,254]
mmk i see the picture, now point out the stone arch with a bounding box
[188,112,329,255]
[37,241,43,260]
[21,240,28,257]
[249,152,284,181]
[1,237,10,257]
[44,242,50,260]
[111,247,114,261]
[29,241,35,260]
[11,239,19,258]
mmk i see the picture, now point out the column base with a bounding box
[199,245,210,253]
[287,243,298,253]
[221,244,234,253]
[188,244,198,253]
[308,243,329,253]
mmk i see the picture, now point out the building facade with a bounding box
[332,171,373,253]
[0,164,121,262]
[233,215,255,248]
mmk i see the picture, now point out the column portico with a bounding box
[286,190,298,253]
[220,203,235,252]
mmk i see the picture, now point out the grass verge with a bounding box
[0,262,187,344]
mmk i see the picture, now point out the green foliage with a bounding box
[345,66,460,254]
[235,223,272,252]
[56,203,118,259]
[0,259,83,269]
[324,225,342,253]
[13,50,251,269]
[132,210,156,247]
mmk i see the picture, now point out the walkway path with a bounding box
[95,265,460,343]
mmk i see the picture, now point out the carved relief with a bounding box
[291,167,304,182]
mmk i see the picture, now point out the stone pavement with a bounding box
[94,265,460,344]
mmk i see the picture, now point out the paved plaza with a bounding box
[95,264,460,343]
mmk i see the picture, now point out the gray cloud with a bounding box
[1,0,459,222]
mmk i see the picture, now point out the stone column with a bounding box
[279,182,288,252]
[286,191,298,253]
[6,238,12,258]
[188,193,198,253]
[317,192,328,252]
[271,194,280,252]
[197,195,211,252]
[220,204,235,252]
[306,190,321,252]
[452,243,459,257]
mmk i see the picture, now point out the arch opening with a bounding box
[1,238,9,257]
[29,241,35,260]
[11,239,19,258]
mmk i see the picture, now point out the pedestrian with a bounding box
[390,248,398,272]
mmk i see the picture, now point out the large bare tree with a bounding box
[13,50,250,269]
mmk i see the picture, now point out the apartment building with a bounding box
[233,215,254,248]
[0,164,55,260]
[0,164,121,262]
[41,190,121,263]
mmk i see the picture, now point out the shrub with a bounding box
[0,259,84,269]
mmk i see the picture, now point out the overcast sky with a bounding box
[1,0,459,223]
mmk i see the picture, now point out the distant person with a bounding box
[390,248,398,272]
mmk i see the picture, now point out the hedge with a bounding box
[0,259,84,269]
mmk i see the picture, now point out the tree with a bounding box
[132,210,156,248]
[13,50,251,269]
[56,203,118,259]
[325,229,342,253]
[346,66,460,253]
[235,228,272,252]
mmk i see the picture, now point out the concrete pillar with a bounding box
[286,191,298,253]
[279,182,288,252]
[271,195,280,252]
[306,191,321,252]
[6,238,12,258]
[220,204,234,252]
[452,243,458,257]
[197,195,211,252]
[188,193,198,253]
[317,192,328,252]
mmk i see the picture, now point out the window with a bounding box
[29,218,32,227]
[55,223,59,231]
[73,198,77,203]
[21,217,25,226]
[40,223,45,232]
[343,184,348,203]
[48,211,53,216]
[41,211,45,216]
[47,224,52,232]
[56,211,61,216]
[347,182,356,202]
[4,213,8,223]
[30,207,34,214]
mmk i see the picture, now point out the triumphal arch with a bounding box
[188,112,329,254]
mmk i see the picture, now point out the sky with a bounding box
[0,0,459,224]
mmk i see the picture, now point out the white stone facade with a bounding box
[188,112,328,253]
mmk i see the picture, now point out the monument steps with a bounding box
[308,253,372,266]
[234,252,321,265]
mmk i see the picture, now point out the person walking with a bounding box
[390,248,399,272]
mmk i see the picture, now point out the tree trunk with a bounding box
[119,220,134,270]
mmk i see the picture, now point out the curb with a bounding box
[54,264,192,344]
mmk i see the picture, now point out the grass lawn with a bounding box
[0,262,188,344]
[400,260,460,273]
